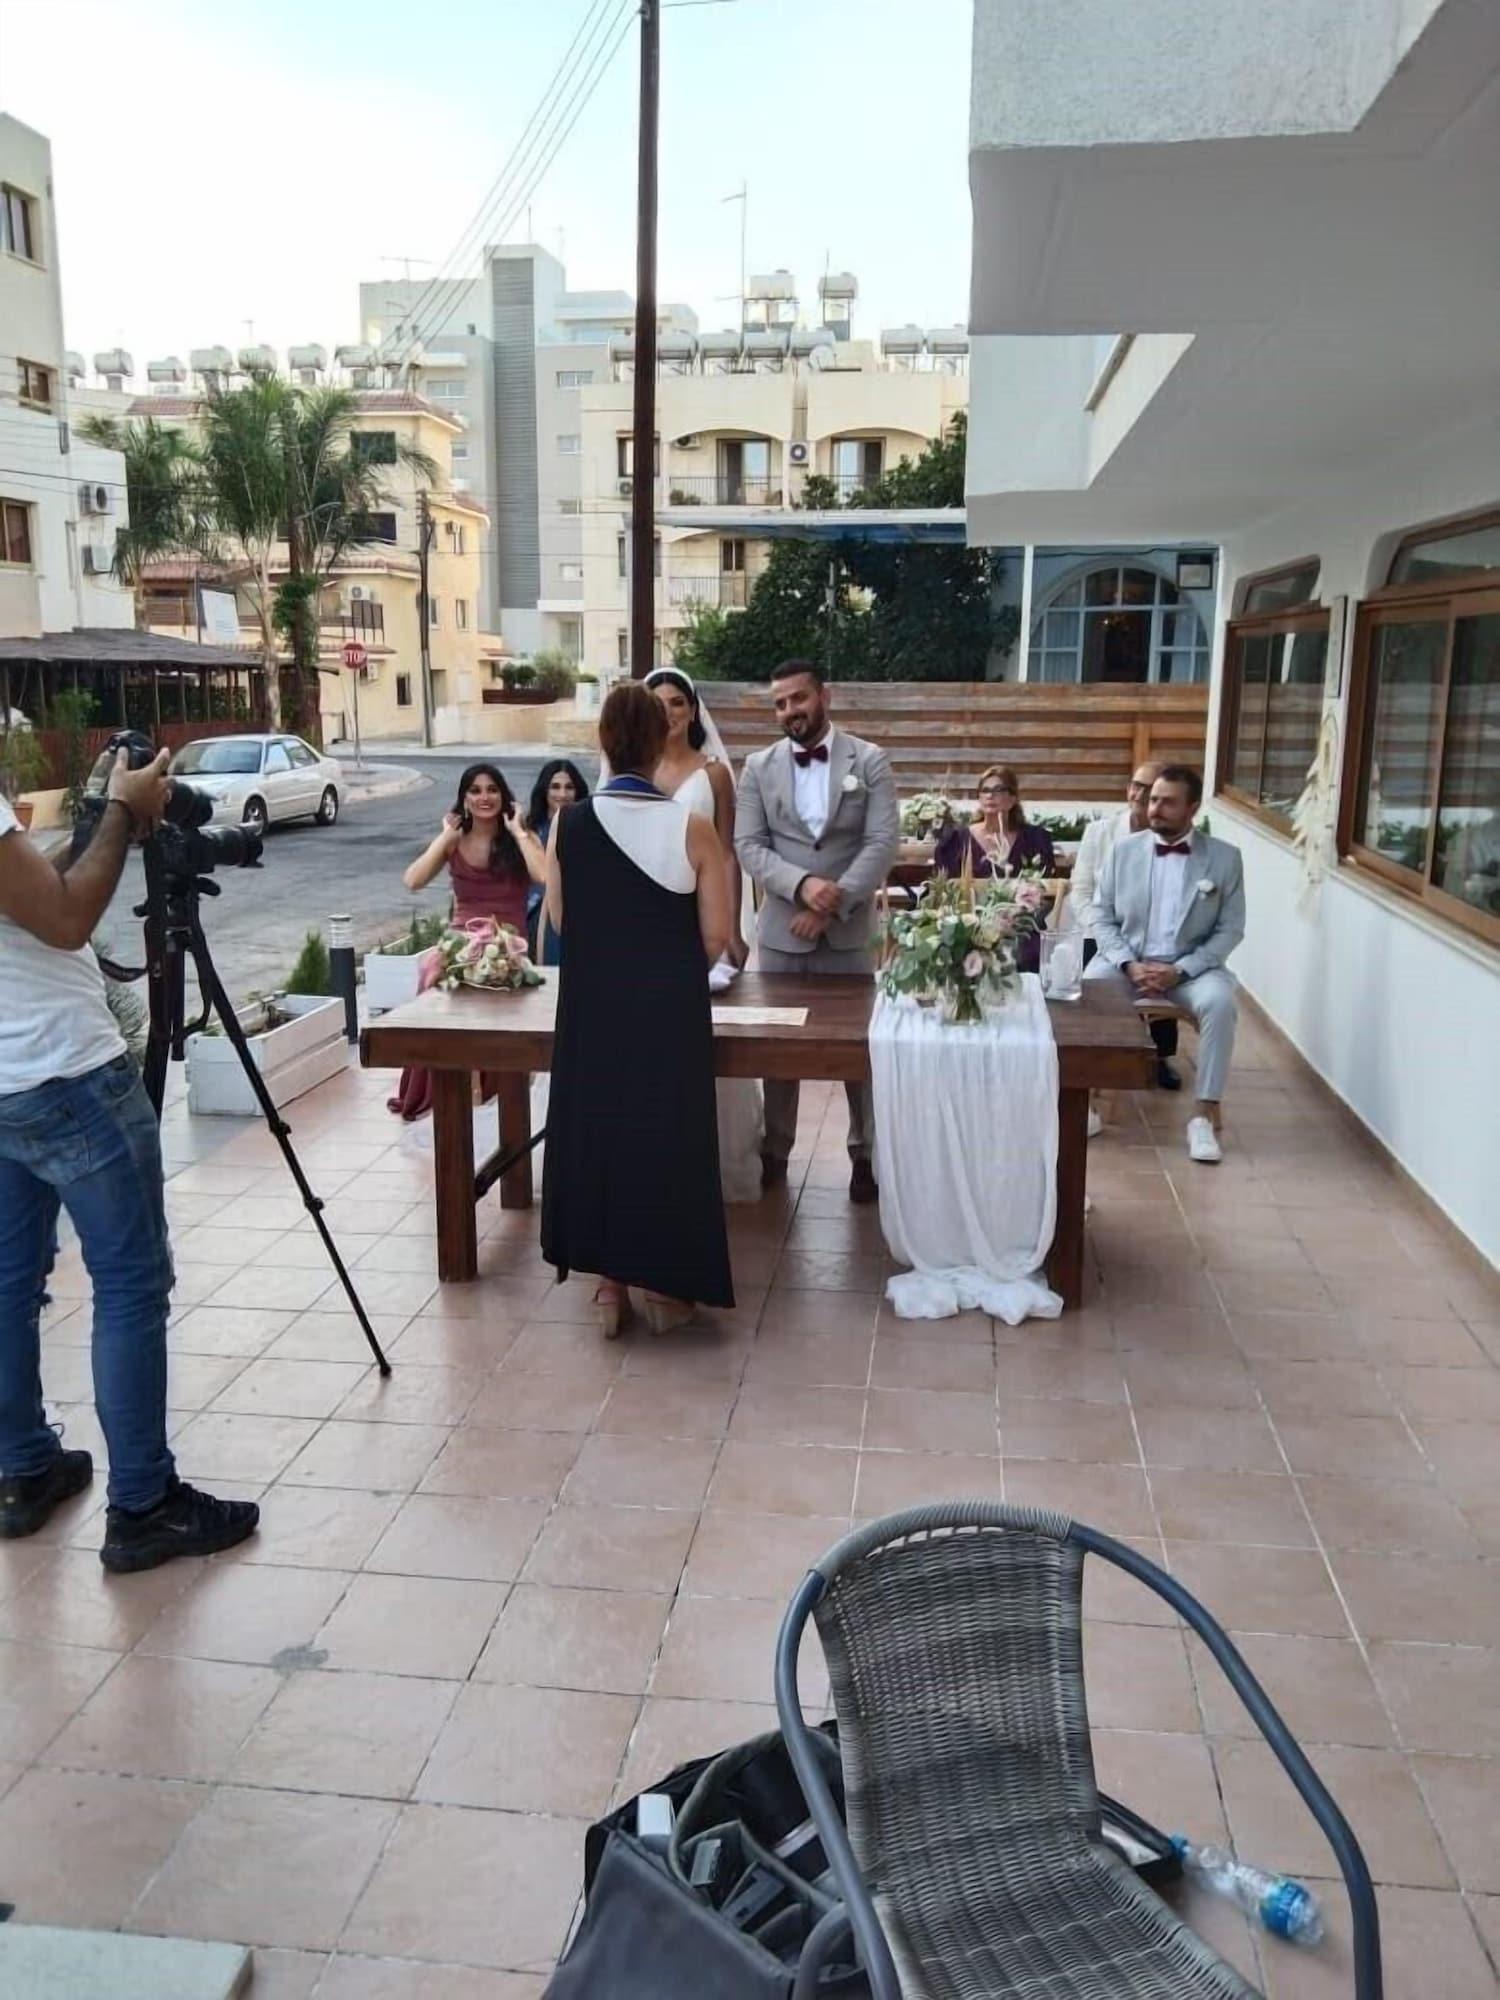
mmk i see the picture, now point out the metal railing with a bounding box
[663,474,784,508]
[324,603,385,642]
[665,573,749,609]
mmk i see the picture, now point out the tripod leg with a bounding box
[186,916,391,1374]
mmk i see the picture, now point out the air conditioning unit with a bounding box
[677,433,703,450]
[788,441,811,468]
[359,660,380,684]
[349,584,368,600]
[617,476,634,497]
[82,544,112,577]
[79,482,113,516]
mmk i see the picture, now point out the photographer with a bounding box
[0,750,259,1570]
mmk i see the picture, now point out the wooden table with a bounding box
[361,973,1153,1308]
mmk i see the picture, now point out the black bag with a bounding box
[544,1726,870,1999]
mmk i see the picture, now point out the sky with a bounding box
[0,0,975,367]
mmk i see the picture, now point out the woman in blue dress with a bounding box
[524,760,590,965]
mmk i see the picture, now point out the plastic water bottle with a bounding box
[1171,1838,1324,1946]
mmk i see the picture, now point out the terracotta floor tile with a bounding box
[1332,1551,1500,1649]
[365,1494,548,1584]
[707,1438,859,1518]
[1081,1622,1200,1732]
[475,1584,669,1694]
[1381,1365,1500,1425]
[1258,1884,1497,2000]
[1150,1468,1314,1547]
[725,1382,863,1450]
[1121,1351,1258,1410]
[1217,1739,1452,1889]
[1091,1728,1229,1844]
[389,1315,525,1370]
[208,1266,341,1315]
[1369,1642,1500,1754]
[614,1695,779,1803]
[1409,1754,1500,1893]
[170,1410,321,1483]
[210,1357,372,1420]
[1227,1311,1364,1361]
[242,1948,328,1999]
[0,1638,117,1759]
[231,1668,457,1799]
[1135,1405,1283,1474]
[1415,1420,1500,1500]
[0,1767,206,1927]
[1252,1359,1396,1419]
[524,1503,697,1593]
[865,1386,1004,1456]
[419,1425,579,1501]
[268,1311,416,1364]
[229,1485,403,1571]
[334,1363,490,1427]
[1002,1398,1139,1465]
[1275,1414,1433,1484]
[1188,1633,1393,1748]
[316,1573,505,1680]
[1003,1461,1155,1536]
[740,1329,875,1389]
[681,1511,848,1602]
[1354,1316,1489,1366]
[343,1803,583,1971]
[991,1348,1126,1403]
[130,1783,398,1951]
[1296,1475,1479,1557]
[854,1449,1002,1516]
[464,1369,611,1433]
[597,1376,737,1439]
[653,1593,825,1708]
[282,1419,449,1493]
[318,1960,545,1999]
[1082,1537,1181,1627]
[564,1432,718,1511]
[416,1681,638,1817]
[48,1652,281,1781]
[0,1545,199,1652]
[1164,1541,1349,1639]
[137,1561,351,1668]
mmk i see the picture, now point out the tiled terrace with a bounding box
[2,1009,1498,1998]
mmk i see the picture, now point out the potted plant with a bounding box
[0,721,49,829]
[496,661,551,705]
[575,670,600,714]
[185,930,348,1115]
[363,909,448,1016]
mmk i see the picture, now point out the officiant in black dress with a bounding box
[540,682,736,1338]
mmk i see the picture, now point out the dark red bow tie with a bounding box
[794,744,829,767]
[1155,840,1192,857]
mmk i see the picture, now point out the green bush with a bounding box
[49,688,99,819]
[0,722,48,801]
[284,929,332,995]
[373,910,448,957]
[529,649,578,702]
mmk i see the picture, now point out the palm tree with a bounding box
[197,378,294,727]
[75,414,203,627]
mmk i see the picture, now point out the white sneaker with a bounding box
[1186,1116,1223,1164]
[1086,1108,1103,1140]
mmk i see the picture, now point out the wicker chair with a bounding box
[775,1503,1382,2000]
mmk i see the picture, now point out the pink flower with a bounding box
[962,949,986,980]
[1015,880,1045,911]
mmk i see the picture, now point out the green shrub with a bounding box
[529,650,577,702]
[284,929,332,995]
[373,910,448,957]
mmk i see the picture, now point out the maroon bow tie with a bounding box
[1155,840,1192,857]
[794,744,829,767]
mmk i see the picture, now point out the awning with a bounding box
[0,628,261,669]
[654,506,968,545]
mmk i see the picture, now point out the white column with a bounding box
[1016,543,1036,682]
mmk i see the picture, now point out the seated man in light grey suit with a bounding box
[736,661,900,1202]
[1084,764,1246,1164]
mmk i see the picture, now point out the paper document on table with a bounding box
[711,1006,809,1027]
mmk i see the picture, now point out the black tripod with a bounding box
[128,845,391,1375]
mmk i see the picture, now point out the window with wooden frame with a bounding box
[1340,509,1500,947]
[0,498,33,566]
[1217,562,1330,829]
[17,360,53,409]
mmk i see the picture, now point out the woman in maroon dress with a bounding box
[933,765,1056,974]
[388,763,546,1121]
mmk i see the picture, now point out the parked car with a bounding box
[169,735,342,833]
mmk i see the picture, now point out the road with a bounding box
[98,750,597,1008]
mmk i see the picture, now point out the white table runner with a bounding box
[871,978,1063,1323]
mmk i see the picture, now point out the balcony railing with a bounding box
[664,474,783,508]
[325,602,385,642]
[666,573,749,609]
[824,470,885,501]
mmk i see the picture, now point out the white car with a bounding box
[169,735,342,834]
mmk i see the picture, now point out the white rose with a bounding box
[842,773,861,795]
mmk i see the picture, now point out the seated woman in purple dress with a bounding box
[933,764,1056,972]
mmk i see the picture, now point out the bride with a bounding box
[643,668,765,1202]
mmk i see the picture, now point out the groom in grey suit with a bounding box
[1085,764,1246,1164]
[736,661,900,1201]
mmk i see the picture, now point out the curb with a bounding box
[334,762,429,804]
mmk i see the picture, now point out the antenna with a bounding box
[380,255,436,285]
[722,182,747,328]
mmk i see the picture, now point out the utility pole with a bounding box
[629,0,660,679]
[283,423,306,739]
[417,489,436,747]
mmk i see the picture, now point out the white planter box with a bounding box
[186,994,349,1117]
[363,945,431,1017]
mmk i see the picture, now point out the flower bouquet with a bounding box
[899,792,959,843]
[430,917,544,994]
[880,871,1045,1025]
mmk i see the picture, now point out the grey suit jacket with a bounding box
[735,731,900,956]
[1092,828,1246,980]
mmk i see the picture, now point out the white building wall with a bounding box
[1206,412,1500,1264]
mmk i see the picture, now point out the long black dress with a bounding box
[541,793,735,1308]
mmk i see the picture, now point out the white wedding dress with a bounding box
[674,763,765,1203]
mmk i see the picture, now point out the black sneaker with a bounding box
[1156,1060,1183,1092]
[0,1450,93,1539]
[849,1159,879,1205]
[100,1479,259,1574]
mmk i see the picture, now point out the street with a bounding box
[98,749,596,1007]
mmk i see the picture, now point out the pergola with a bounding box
[0,628,268,738]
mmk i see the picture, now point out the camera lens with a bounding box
[163,779,214,832]
[201,824,263,870]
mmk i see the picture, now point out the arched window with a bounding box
[1029,564,1209,684]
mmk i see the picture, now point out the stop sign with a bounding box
[342,640,367,673]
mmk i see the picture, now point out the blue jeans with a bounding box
[0,1056,176,1511]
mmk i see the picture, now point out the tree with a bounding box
[75,414,204,626]
[197,379,294,729]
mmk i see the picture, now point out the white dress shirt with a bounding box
[791,727,836,839]
[1143,835,1194,961]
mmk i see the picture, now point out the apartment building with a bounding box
[965,0,1500,1263]
[0,115,133,645]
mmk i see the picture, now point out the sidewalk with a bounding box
[329,759,428,805]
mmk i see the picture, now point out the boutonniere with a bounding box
[841,773,862,796]
[1193,879,1218,899]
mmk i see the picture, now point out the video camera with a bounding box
[73,729,263,879]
